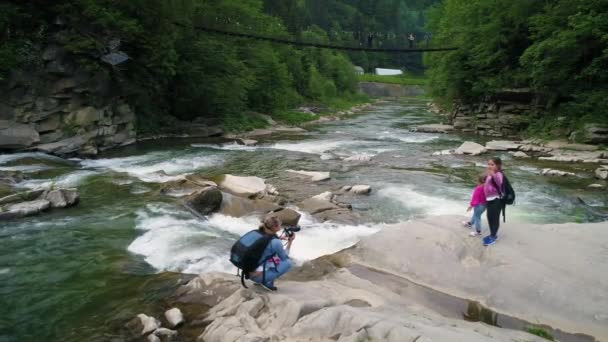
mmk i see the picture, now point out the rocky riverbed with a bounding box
[1,98,606,341]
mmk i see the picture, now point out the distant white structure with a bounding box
[375,68,403,76]
[353,66,365,75]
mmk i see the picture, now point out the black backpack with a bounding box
[491,172,516,221]
[230,230,276,288]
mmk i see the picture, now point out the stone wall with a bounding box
[358,82,425,97]
[0,41,136,156]
[449,89,544,137]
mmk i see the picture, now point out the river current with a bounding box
[1,99,606,341]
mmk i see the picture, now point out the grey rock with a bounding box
[39,130,64,144]
[350,185,372,195]
[595,166,608,180]
[264,208,301,227]
[0,122,40,149]
[298,198,339,215]
[413,124,454,134]
[455,141,486,155]
[51,78,77,94]
[125,314,161,337]
[0,199,50,220]
[0,189,45,206]
[43,188,79,208]
[184,187,223,215]
[36,115,61,133]
[72,106,102,126]
[164,308,185,328]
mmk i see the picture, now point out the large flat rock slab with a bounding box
[348,216,608,340]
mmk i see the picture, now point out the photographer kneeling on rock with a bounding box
[230,216,296,291]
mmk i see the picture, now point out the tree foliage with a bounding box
[426,0,608,127]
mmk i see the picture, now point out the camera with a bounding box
[283,225,301,237]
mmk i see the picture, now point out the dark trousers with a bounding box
[486,199,502,237]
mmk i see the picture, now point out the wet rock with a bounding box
[512,151,530,158]
[235,138,257,146]
[184,187,223,215]
[0,121,40,150]
[350,185,372,195]
[0,189,45,206]
[43,188,79,208]
[313,208,360,224]
[174,272,241,307]
[219,175,268,198]
[412,124,454,134]
[485,140,521,151]
[219,193,280,218]
[541,168,575,177]
[588,184,605,189]
[164,308,185,328]
[518,144,552,153]
[125,313,161,336]
[147,334,161,342]
[71,106,102,126]
[432,149,454,156]
[311,191,335,202]
[35,116,61,133]
[0,199,50,220]
[595,166,608,180]
[264,208,301,227]
[32,133,93,155]
[160,178,216,197]
[153,328,178,341]
[455,141,486,155]
[286,170,331,182]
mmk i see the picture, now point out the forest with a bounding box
[0,0,432,132]
[426,0,608,135]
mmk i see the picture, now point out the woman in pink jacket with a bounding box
[463,174,488,236]
[483,157,504,246]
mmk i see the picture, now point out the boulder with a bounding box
[286,170,331,182]
[264,208,301,227]
[412,124,454,134]
[0,122,40,149]
[485,140,521,151]
[313,208,360,224]
[235,138,257,146]
[545,140,599,151]
[298,198,339,215]
[164,308,184,328]
[219,193,281,218]
[153,328,178,342]
[160,178,216,197]
[347,216,608,341]
[454,141,486,155]
[311,191,335,202]
[32,133,93,155]
[518,144,552,153]
[541,168,575,177]
[0,199,50,220]
[595,166,608,180]
[147,334,160,342]
[0,189,45,206]
[184,187,223,215]
[125,314,161,337]
[39,130,64,144]
[43,188,79,208]
[588,184,605,189]
[350,185,372,195]
[51,78,77,94]
[219,175,268,198]
[512,151,530,158]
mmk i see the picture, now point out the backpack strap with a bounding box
[241,271,247,288]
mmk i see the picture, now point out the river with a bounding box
[1,98,606,341]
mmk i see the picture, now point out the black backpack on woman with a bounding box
[491,172,515,221]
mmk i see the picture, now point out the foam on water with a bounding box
[80,151,223,183]
[128,204,380,274]
[268,139,358,155]
[378,185,466,217]
[18,170,98,189]
[192,142,259,152]
[0,164,53,173]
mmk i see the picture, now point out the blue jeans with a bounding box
[250,259,293,287]
[470,205,486,232]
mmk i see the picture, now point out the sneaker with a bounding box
[462,221,472,228]
[469,231,481,237]
[483,236,497,246]
[254,282,277,292]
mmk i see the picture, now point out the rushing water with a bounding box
[1,99,606,341]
